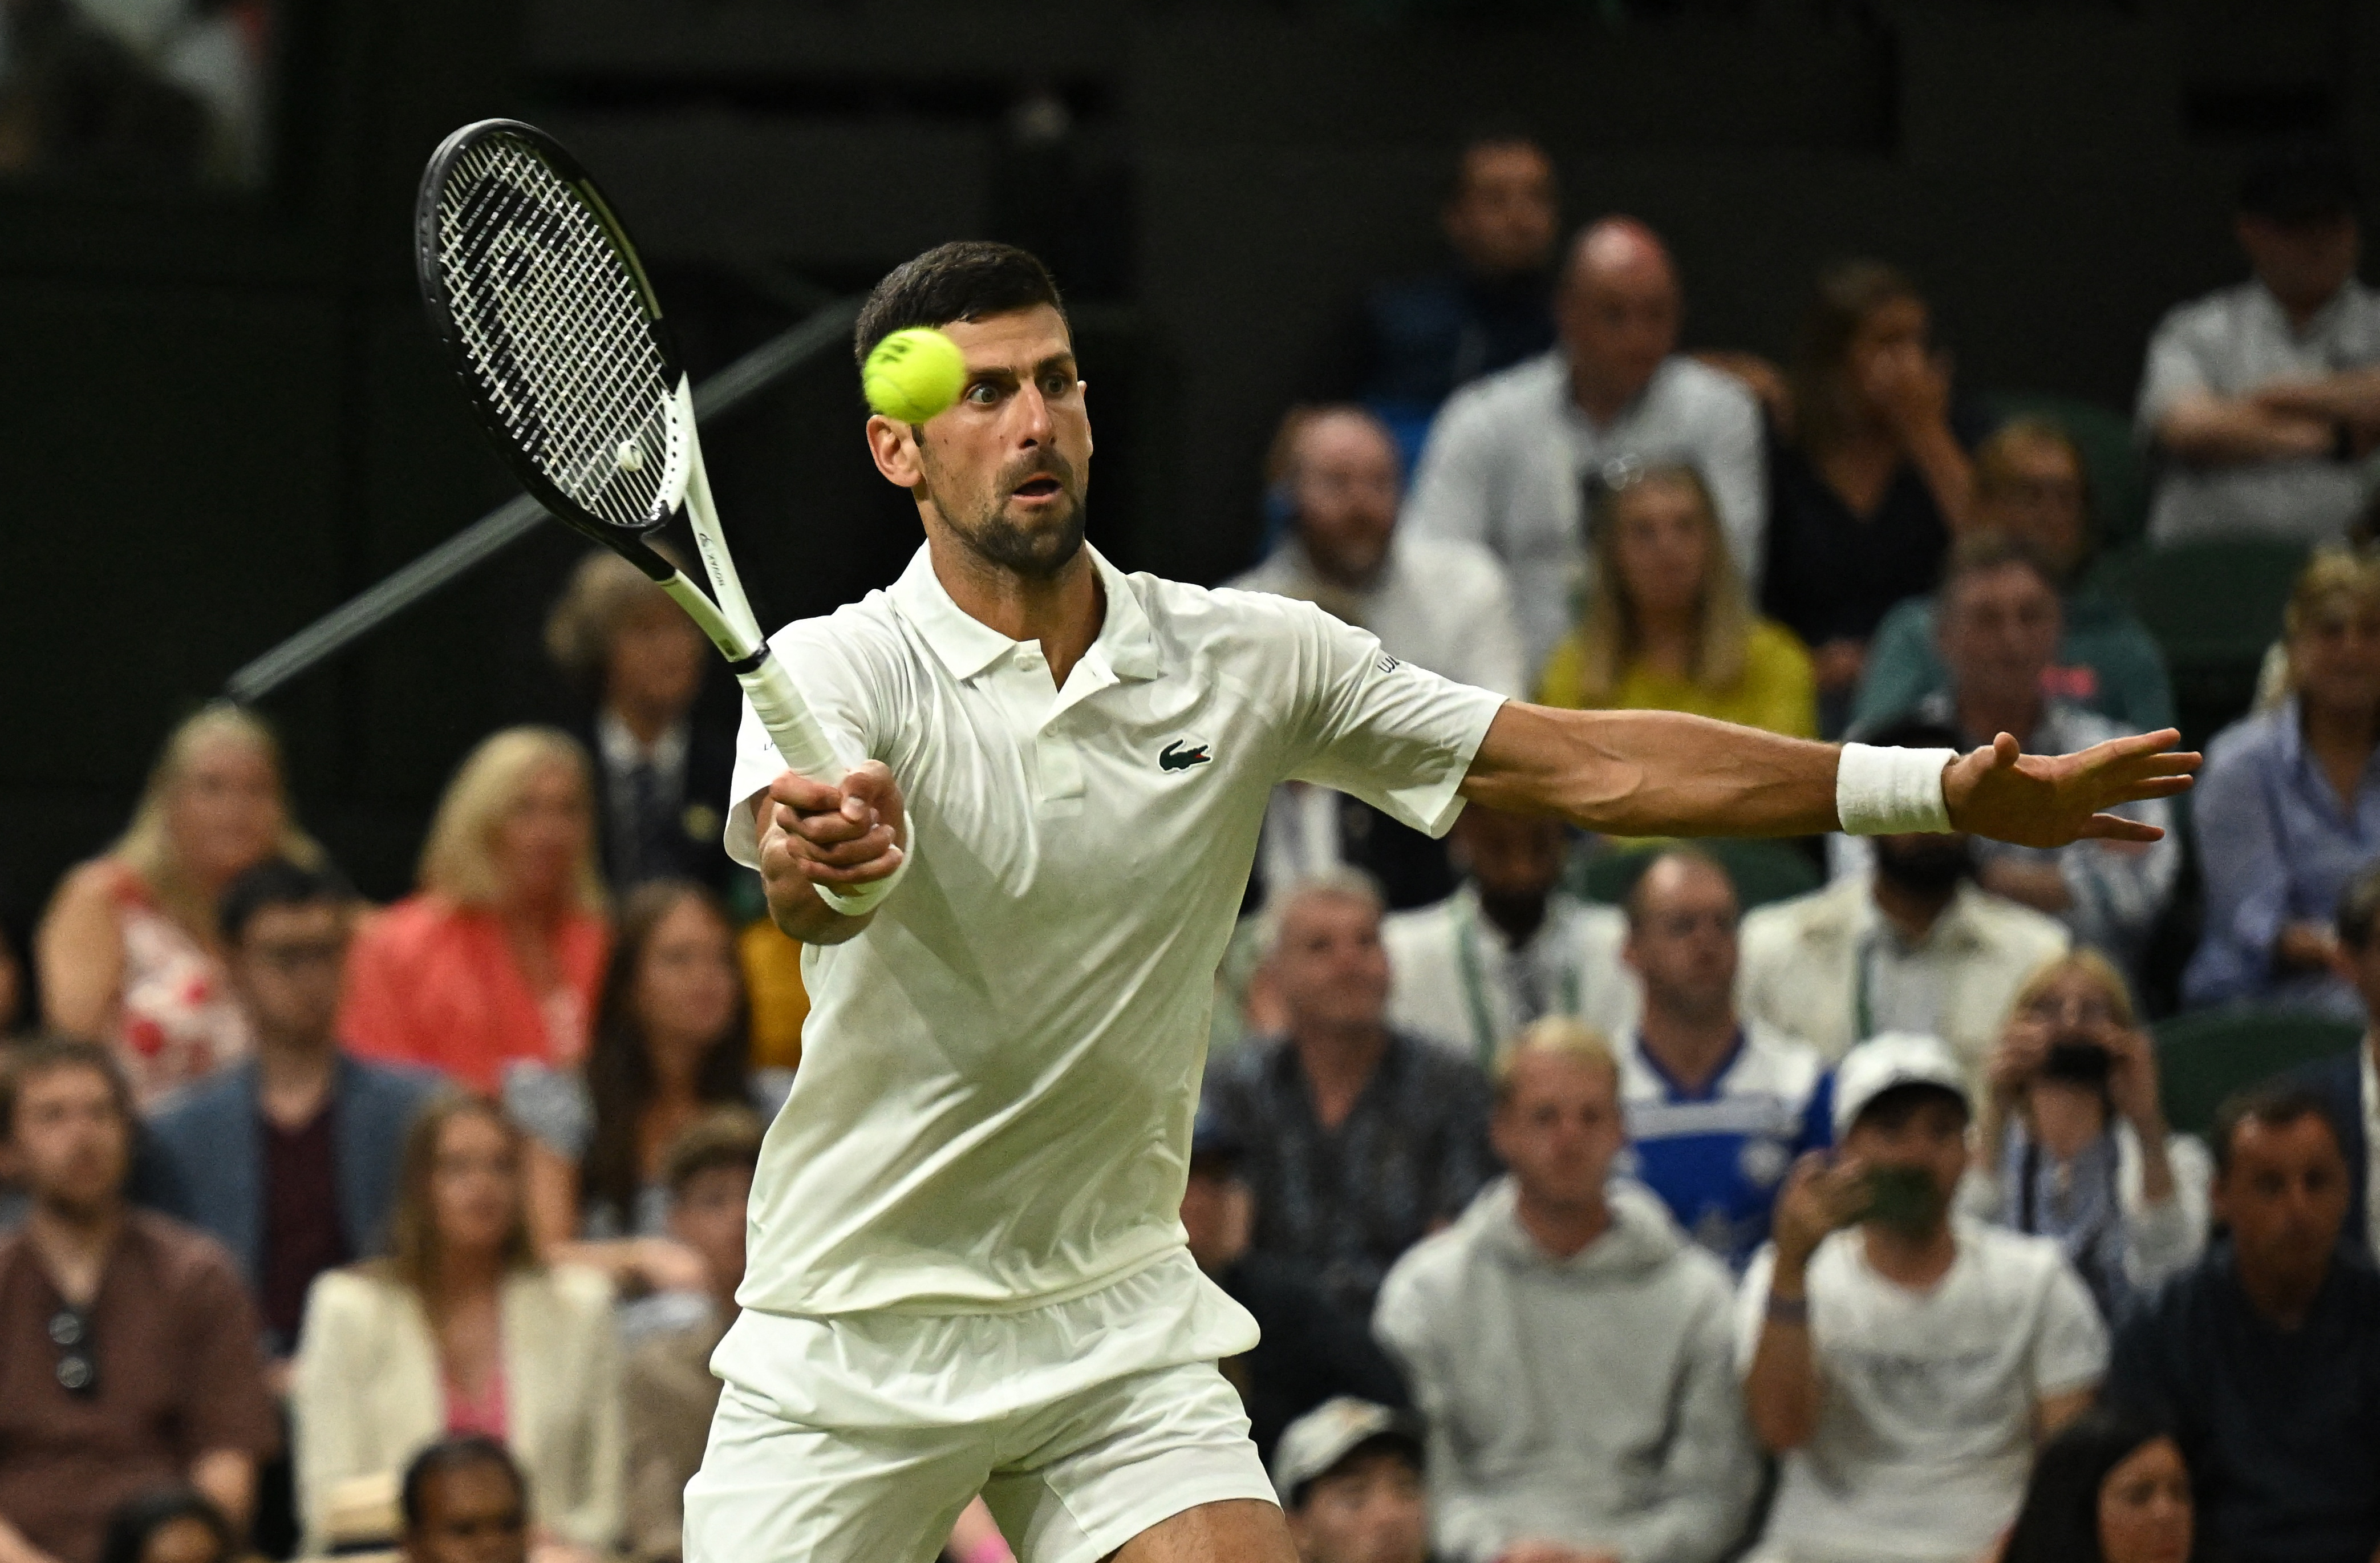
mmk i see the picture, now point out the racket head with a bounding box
[415,119,693,559]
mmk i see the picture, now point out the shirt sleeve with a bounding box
[1733,1245,1778,1376]
[1848,600,1945,732]
[722,618,889,869]
[2029,1254,2111,1399]
[2136,308,2216,435]
[178,1241,281,1458]
[1276,600,1506,839]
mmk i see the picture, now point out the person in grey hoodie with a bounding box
[1372,1017,1758,1563]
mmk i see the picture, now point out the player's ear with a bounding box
[865,413,925,489]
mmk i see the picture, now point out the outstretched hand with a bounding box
[1943,730,2197,849]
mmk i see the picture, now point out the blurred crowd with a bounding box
[6,129,2380,1563]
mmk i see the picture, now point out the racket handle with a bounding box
[740,651,844,785]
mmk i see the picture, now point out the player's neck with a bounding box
[927,535,1104,690]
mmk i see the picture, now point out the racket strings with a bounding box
[435,134,674,530]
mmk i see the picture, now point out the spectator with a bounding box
[1616,850,1832,1270]
[1537,462,1817,736]
[545,552,737,896]
[2107,1084,2380,1563]
[2186,547,2380,1014]
[1853,420,2177,734]
[94,1491,232,1563]
[1851,534,2179,969]
[0,1039,278,1563]
[1380,805,1637,1068]
[1206,871,1497,1323]
[290,1095,622,1560]
[1964,952,2211,1323]
[1179,1108,1408,1468]
[340,728,611,1092]
[398,1438,528,1563]
[1738,720,2070,1075]
[2000,1407,2199,1563]
[1405,217,1766,679]
[1739,1032,2108,1563]
[1270,1399,1430,1563]
[1760,260,1981,728]
[622,1111,759,1563]
[37,703,319,1106]
[1375,1018,1757,1563]
[2286,860,2380,1260]
[2138,143,2380,548]
[507,882,788,1287]
[139,857,440,1359]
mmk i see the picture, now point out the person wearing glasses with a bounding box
[1962,952,2211,1323]
[0,1040,277,1563]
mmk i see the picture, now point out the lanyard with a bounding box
[1452,894,1583,1066]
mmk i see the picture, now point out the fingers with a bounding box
[2076,812,2166,843]
[766,768,842,813]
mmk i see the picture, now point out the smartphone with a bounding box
[1858,1165,1940,1230]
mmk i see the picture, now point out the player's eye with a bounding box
[1041,372,1075,397]
[966,382,1001,406]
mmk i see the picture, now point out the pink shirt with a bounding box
[442,1362,508,1440]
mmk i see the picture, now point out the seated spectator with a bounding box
[1739,1032,2108,1563]
[1206,872,1495,1323]
[1181,1108,1407,1468]
[341,728,610,1091]
[1853,419,2177,734]
[2288,861,2380,1260]
[1616,850,1831,1270]
[291,1095,621,1560]
[508,882,788,1288]
[1375,1019,1757,1563]
[1537,462,1817,736]
[139,857,440,1359]
[545,552,737,896]
[95,1491,233,1563]
[399,1438,528,1563]
[2000,1407,2197,1563]
[1271,1399,1430,1563]
[2138,143,2380,548]
[2107,1084,2380,1563]
[1381,805,1636,1068]
[1759,261,1981,727]
[37,703,319,1106]
[0,1040,278,1563]
[2186,547,2380,1014]
[1406,216,1766,678]
[1964,952,2211,1322]
[1851,535,2179,969]
[1738,720,2069,1075]
[622,1111,759,1563]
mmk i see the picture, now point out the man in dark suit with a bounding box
[2290,863,2379,1261]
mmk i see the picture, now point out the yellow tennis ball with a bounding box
[863,327,967,424]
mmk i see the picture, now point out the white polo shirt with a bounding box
[722,544,1505,1322]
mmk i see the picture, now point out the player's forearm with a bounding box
[765,876,874,944]
[1461,705,1842,838]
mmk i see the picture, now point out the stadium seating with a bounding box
[2151,1006,2361,1137]
[2095,537,2308,748]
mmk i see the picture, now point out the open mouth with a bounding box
[1013,476,1063,500]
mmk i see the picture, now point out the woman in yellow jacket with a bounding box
[1537,461,1818,738]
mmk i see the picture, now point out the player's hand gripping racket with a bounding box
[416,120,880,909]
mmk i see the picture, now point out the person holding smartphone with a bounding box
[1737,1032,2109,1563]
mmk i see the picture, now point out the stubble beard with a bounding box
[926,449,1089,581]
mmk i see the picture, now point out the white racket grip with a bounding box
[738,653,910,918]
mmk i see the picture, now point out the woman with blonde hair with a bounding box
[341,728,609,1090]
[1964,950,2209,1322]
[2184,546,2380,1012]
[1535,462,1818,737]
[37,702,319,1103]
[291,1094,621,1561]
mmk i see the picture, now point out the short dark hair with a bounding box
[853,242,1067,370]
[400,1436,525,1534]
[2000,1406,2199,1563]
[1291,1432,1425,1512]
[662,1106,764,1198]
[2337,860,2380,951]
[2239,142,2358,226]
[98,1489,233,1563]
[2210,1081,2344,1178]
[1940,529,2061,605]
[0,1037,133,1141]
[1446,124,1548,201]
[219,856,356,947]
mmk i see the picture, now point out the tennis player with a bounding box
[682,242,2194,1563]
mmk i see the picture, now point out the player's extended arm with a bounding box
[1458,704,2196,846]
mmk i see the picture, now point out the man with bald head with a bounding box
[1405,217,1766,678]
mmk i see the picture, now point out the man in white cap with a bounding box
[1736,1032,2109,1563]
[1270,1399,1431,1563]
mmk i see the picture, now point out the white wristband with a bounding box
[1836,743,1957,836]
[814,841,914,918]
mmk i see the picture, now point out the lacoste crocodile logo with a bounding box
[1159,739,1213,772]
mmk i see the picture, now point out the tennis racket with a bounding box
[413,118,842,792]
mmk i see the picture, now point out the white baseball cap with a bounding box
[1270,1398,1422,1508]
[1832,1031,1971,1139]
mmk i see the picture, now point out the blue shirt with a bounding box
[2184,700,2380,1015]
[1616,1022,1832,1272]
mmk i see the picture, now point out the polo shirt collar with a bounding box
[887,542,1162,685]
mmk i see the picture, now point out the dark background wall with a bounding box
[4,0,2377,927]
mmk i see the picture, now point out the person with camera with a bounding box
[1737,1032,2109,1563]
[1964,953,2212,1323]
